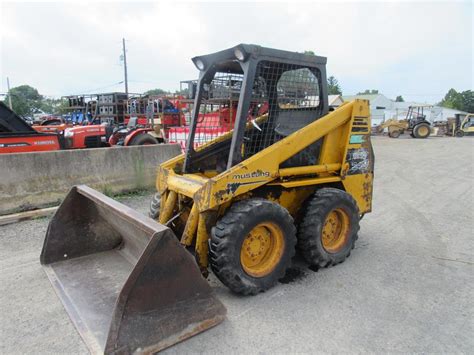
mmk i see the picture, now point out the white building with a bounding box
[328,95,344,107]
[342,94,469,126]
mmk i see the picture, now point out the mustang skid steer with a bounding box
[41,44,374,354]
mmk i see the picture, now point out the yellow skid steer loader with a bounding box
[41,44,374,353]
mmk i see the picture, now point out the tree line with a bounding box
[2,83,472,118]
[438,89,473,113]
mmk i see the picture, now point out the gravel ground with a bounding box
[0,136,473,354]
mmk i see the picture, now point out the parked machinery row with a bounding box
[376,106,473,139]
[2,75,273,153]
[0,93,189,153]
[376,105,432,138]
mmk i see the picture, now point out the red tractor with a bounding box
[59,93,166,149]
[31,117,69,134]
[168,101,268,151]
[116,95,187,145]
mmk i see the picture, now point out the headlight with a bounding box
[64,129,74,138]
[194,58,205,71]
[234,48,247,61]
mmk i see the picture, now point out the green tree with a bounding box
[144,88,169,96]
[327,76,342,95]
[41,97,69,114]
[303,51,343,95]
[439,88,461,109]
[459,90,474,112]
[4,85,43,116]
[439,88,473,112]
[395,95,404,102]
[174,88,188,95]
[357,89,379,95]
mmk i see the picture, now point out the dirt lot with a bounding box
[1,136,473,354]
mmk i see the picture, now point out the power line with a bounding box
[70,81,124,95]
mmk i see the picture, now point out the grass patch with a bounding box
[112,188,155,201]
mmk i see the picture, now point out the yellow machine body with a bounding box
[448,113,474,137]
[377,118,409,135]
[156,100,373,270]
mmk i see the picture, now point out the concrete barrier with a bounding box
[0,144,181,215]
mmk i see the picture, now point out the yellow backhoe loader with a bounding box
[41,44,374,354]
[377,105,432,138]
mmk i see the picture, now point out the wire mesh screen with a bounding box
[176,61,321,165]
[242,61,320,161]
[168,71,266,151]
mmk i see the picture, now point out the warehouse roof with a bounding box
[342,94,382,101]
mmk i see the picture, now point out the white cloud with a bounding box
[1,1,472,103]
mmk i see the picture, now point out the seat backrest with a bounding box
[274,108,321,137]
[127,116,138,128]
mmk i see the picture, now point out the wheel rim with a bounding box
[321,209,350,253]
[418,125,429,136]
[240,222,285,277]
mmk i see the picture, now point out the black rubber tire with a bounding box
[455,130,464,138]
[149,193,161,219]
[209,198,296,295]
[129,133,158,145]
[297,188,360,269]
[413,123,430,139]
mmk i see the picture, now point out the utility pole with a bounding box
[6,77,13,109]
[122,38,129,96]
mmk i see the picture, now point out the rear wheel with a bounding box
[130,133,158,145]
[298,188,359,269]
[413,123,430,139]
[210,198,296,295]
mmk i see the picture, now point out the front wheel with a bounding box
[298,188,360,269]
[388,129,401,138]
[455,130,464,138]
[209,198,296,295]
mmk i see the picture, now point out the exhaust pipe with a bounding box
[41,185,226,354]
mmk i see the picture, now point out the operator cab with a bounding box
[406,105,432,127]
[183,44,329,174]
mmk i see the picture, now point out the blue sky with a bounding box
[1,1,472,103]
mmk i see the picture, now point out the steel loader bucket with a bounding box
[40,185,226,354]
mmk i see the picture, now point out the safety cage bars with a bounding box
[183,57,325,173]
[168,72,251,150]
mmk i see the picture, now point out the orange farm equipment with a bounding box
[0,102,62,153]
